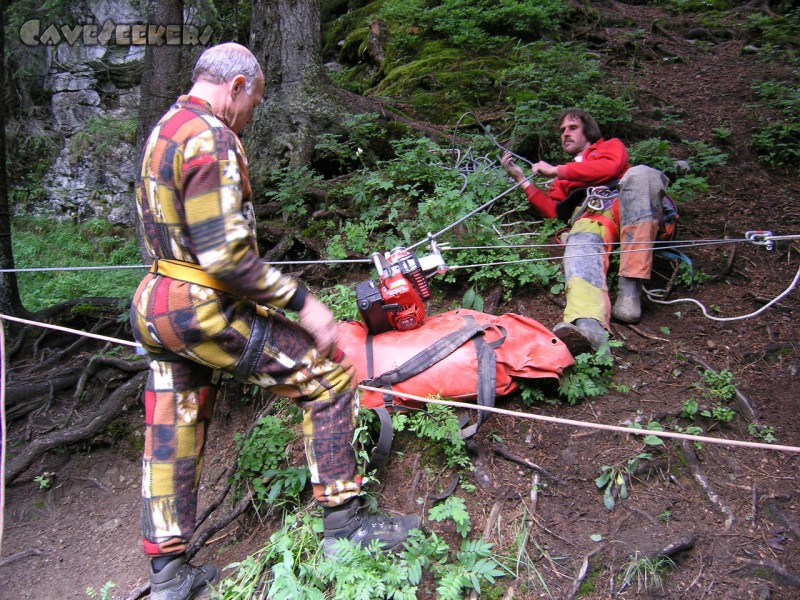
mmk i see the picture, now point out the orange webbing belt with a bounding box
[150,259,239,295]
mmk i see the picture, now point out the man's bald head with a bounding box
[192,43,263,95]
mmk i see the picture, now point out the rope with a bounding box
[358,385,800,454]
[0,257,371,274]
[645,259,800,322]
[0,235,789,275]
[0,314,143,348]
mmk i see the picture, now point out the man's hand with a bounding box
[298,295,339,359]
[500,152,526,182]
[531,160,558,178]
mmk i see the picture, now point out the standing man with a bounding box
[130,42,418,599]
[501,109,669,353]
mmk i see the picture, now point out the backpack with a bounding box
[337,309,575,470]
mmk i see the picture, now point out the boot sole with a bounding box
[553,324,594,356]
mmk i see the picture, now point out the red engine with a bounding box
[355,242,446,335]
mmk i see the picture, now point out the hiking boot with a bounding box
[612,276,643,323]
[322,497,421,559]
[149,555,217,600]
[553,319,609,355]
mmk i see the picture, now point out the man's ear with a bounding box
[230,74,247,97]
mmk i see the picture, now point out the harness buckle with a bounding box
[746,230,774,251]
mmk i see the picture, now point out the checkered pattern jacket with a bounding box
[135,95,304,310]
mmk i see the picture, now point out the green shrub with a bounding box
[11,216,142,312]
[232,415,307,509]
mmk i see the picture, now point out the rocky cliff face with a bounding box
[29,0,146,226]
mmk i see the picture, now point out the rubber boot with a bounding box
[553,318,609,355]
[149,554,217,600]
[322,497,421,558]
[612,277,643,323]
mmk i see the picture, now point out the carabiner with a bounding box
[586,186,615,212]
[745,230,774,251]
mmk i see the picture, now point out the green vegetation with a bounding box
[619,552,674,593]
[70,116,137,161]
[428,496,472,537]
[517,343,618,406]
[212,511,507,600]
[85,581,116,600]
[750,78,800,172]
[33,473,52,490]
[11,216,143,312]
[595,452,652,511]
[232,414,308,510]
[391,403,472,470]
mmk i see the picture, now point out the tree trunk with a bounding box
[134,0,187,261]
[135,0,187,149]
[248,0,334,178]
[0,0,29,320]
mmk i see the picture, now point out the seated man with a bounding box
[501,109,669,354]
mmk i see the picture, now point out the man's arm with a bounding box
[556,138,629,185]
[180,132,304,310]
[500,152,559,218]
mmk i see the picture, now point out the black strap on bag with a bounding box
[362,316,507,471]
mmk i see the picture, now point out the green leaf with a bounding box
[603,489,616,510]
[595,472,611,488]
[643,435,664,446]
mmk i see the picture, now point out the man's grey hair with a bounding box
[192,42,263,94]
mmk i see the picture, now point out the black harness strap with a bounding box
[460,317,506,438]
[362,317,507,471]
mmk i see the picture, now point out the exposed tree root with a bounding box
[5,370,147,484]
[0,548,45,567]
[491,443,561,484]
[729,559,800,588]
[652,532,696,559]
[680,440,734,531]
[567,544,607,599]
[4,366,83,420]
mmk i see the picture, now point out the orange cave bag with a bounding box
[337,308,575,467]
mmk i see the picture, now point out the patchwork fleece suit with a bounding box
[522,139,669,328]
[130,96,361,557]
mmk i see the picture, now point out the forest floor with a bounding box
[2,2,800,599]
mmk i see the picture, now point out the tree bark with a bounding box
[0,0,29,320]
[135,0,187,149]
[134,0,187,261]
[248,0,333,177]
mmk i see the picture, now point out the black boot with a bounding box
[323,497,421,558]
[149,554,217,600]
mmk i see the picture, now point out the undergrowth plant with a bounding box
[595,451,652,511]
[232,414,307,510]
[428,496,472,537]
[750,78,800,172]
[681,368,738,425]
[391,402,472,470]
[618,552,674,593]
[517,342,619,406]
[212,509,508,600]
[11,215,142,312]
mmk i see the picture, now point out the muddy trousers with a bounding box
[562,165,669,328]
[131,274,360,557]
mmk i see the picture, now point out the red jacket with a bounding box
[524,138,630,219]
